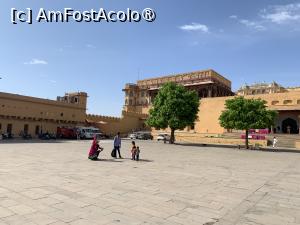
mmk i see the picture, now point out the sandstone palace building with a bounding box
[0,92,87,137]
[122,69,300,144]
[1,69,300,147]
[123,69,233,115]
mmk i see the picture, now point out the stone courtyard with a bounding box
[0,140,299,225]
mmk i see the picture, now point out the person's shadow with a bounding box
[121,157,154,163]
[94,158,124,163]
[136,159,153,162]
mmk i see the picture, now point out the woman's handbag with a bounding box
[111,148,116,157]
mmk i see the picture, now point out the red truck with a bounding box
[57,127,77,139]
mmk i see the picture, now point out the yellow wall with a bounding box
[196,97,227,134]
[0,92,87,137]
[0,118,76,137]
[0,92,86,122]
[147,90,300,136]
[197,90,300,134]
[87,111,148,136]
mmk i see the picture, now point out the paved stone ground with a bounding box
[0,140,299,225]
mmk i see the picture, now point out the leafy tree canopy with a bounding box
[146,82,199,142]
[219,96,277,131]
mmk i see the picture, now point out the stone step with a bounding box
[223,133,300,148]
[277,142,295,148]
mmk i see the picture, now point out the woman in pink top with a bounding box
[88,136,103,160]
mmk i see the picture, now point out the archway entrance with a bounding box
[282,118,298,134]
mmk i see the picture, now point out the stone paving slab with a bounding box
[0,140,300,224]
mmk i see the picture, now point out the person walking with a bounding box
[113,132,122,158]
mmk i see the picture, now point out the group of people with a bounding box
[88,132,141,161]
[131,141,140,161]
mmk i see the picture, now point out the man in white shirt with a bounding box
[273,137,278,148]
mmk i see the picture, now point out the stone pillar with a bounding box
[270,125,274,134]
[208,88,212,98]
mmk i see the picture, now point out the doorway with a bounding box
[7,124,12,134]
[24,124,29,134]
[282,118,298,134]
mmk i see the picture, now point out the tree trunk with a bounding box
[170,129,175,144]
[245,129,249,149]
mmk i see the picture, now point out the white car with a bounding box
[77,127,101,139]
[129,133,137,139]
[157,134,171,142]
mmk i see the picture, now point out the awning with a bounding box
[148,81,214,90]
[269,106,300,111]
[85,119,94,123]
[97,121,108,124]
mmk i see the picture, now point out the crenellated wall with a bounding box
[86,111,148,136]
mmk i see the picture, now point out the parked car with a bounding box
[157,133,170,142]
[129,133,138,139]
[136,132,153,140]
[95,133,109,139]
[77,127,101,139]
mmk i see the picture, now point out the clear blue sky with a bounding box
[1,0,300,116]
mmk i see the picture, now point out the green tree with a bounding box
[219,97,277,149]
[146,82,199,144]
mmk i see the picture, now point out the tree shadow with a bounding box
[174,143,300,154]
[259,148,300,154]
[174,142,235,149]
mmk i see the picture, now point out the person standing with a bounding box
[135,146,140,161]
[76,129,81,140]
[131,141,137,160]
[273,136,278,148]
[287,126,291,134]
[113,132,122,158]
